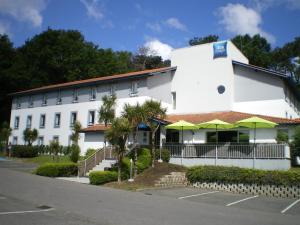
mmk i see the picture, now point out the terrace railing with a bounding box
[163,143,289,159]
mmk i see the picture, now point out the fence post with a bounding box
[215,145,218,166]
[284,144,290,159]
[253,144,256,169]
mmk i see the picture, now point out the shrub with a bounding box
[155,149,170,162]
[62,146,71,156]
[85,148,97,159]
[69,144,80,163]
[36,163,78,177]
[89,171,118,185]
[276,130,289,144]
[11,145,39,158]
[186,166,300,186]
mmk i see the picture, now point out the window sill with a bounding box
[89,99,96,101]
[72,100,78,103]
[129,93,138,97]
[39,126,45,129]
[54,126,60,128]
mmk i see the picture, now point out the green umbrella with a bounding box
[198,119,234,144]
[235,116,278,144]
[165,120,198,143]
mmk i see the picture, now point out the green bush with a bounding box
[186,166,300,186]
[89,171,118,185]
[69,144,80,163]
[36,163,78,177]
[155,149,170,162]
[84,148,97,159]
[11,145,39,158]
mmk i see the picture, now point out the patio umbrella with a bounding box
[234,116,278,145]
[197,119,234,144]
[165,120,198,143]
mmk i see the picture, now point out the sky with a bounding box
[0,0,299,60]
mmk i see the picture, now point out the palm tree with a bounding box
[99,94,117,148]
[99,94,117,127]
[70,121,82,145]
[142,100,166,167]
[23,128,38,146]
[122,103,144,177]
[1,122,12,156]
[105,117,131,183]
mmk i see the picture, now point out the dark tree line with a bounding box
[0,29,170,124]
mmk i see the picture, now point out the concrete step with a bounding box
[87,159,117,175]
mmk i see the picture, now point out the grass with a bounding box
[104,162,187,191]
[19,155,72,166]
[290,167,300,173]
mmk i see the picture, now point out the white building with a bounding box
[9,41,300,170]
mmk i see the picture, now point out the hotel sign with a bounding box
[213,41,227,58]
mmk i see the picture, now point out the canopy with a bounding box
[235,116,278,128]
[197,119,234,129]
[165,120,198,130]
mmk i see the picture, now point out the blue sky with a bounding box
[0,0,299,59]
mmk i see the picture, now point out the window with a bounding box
[88,110,95,126]
[16,97,21,109]
[72,88,78,102]
[26,115,32,129]
[53,136,59,143]
[238,130,250,143]
[14,116,20,129]
[171,92,176,110]
[42,94,47,106]
[37,136,44,145]
[130,81,138,96]
[39,114,46,128]
[217,85,225,94]
[56,90,62,104]
[54,113,61,128]
[166,130,179,143]
[143,132,148,144]
[206,131,249,143]
[28,96,33,108]
[70,112,77,127]
[90,87,96,100]
[12,136,18,145]
[110,84,116,96]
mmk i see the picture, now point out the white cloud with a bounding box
[146,22,162,32]
[144,39,173,60]
[165,17,187,31]
[252,0,300,10]
[0,21,10,35]
[80,0,104,20]
[218,3,275,44]
[0,0,46,27]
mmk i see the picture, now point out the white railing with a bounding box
[164,143,289,159]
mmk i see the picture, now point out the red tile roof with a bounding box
[80,124,111,132]
[166,111,300,125]
[11,67,176,95]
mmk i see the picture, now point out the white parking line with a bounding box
[226,195,259,206]
[178,191,219,199]
[0,208,55,215]
[281,199,300,214]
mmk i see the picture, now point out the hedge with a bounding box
[186,166,300,186]
[36,163,78,177]
[11,145,39,158]
[155,149,170,162]
[89,171,118,185]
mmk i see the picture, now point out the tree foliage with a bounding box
[70,121,82,145]
[99,94,117,126]
[23,128,38,146]
[189,35,219,46]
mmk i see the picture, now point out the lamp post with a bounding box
[128,158,134,182]
[158,147,163,163]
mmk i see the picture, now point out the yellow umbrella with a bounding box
[166,120,198,143]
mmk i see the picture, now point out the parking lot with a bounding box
[142,187,300,216]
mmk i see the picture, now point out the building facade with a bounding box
[9,41,300,160]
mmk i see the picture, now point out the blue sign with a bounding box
[213,41,227,58]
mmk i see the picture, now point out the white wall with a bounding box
[170,41,248,114]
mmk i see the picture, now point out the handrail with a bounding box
[78,146,116,177]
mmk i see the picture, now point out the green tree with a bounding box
[23,128,38,146]
[122,103,144,177]
[105,117,131,183]
[70,121,82,145]
[0,122,12,156]
[99,94,117,127]
[49,140,61,161]
[142,100,166,167]
[231,34,272,68]
[189,35,219,46]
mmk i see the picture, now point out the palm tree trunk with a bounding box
[151,132,155,167]
[133,128,138,177]
[118,154,122,183]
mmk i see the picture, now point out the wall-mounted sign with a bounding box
[213,41,227,58]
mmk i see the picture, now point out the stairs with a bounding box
[155,172,188,187]
[86,159,117,176]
